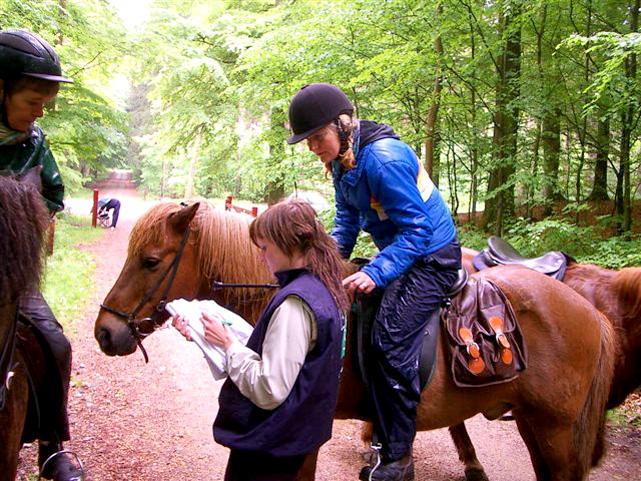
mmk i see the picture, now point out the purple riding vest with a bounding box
[214,268,344,457]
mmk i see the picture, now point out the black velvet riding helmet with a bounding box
[0,29,72,83]
[287,83,353,144]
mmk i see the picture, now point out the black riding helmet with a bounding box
[0,29,72,83]
[287,83,353,144]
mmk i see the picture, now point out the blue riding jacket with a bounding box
[331,121,457,288]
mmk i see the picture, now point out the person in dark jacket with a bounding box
[0,29,83,481]
[287,83,461,481]
[172,200,348,481]
[97,197,121,228]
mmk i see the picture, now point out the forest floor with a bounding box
[15,178,641,480]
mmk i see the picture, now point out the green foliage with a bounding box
[42,213,103,333]
[1,0,131,183]
[457,224,490,252]
[607,393,641,428]
[501,217,641,269]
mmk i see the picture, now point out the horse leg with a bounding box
[515,414,585,481]
[513,415,550,480]
[448,423,488,481]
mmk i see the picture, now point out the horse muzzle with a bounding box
[94,319,138,356]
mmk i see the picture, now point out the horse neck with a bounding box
[566,263,641,407]
[564,264,621,324]
[205,288,272,327]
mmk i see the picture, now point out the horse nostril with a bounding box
[97,328,112,351]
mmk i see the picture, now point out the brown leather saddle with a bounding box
[473,236,573,281]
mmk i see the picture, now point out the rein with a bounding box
[99,226,191,363]
[212,281,278,289]
[0,302,19,410]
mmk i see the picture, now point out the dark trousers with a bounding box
[103,198,120,227]
[370,238,461,462]
[19,290,71,442]
[224,449,319,481]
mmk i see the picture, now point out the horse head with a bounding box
[95,200,274,359]
[95,202,203,357]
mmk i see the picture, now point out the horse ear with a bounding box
[168,202,199,233]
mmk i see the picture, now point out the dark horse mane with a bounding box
[0,176,49,302]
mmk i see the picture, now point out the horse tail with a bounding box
[573,312,615,473]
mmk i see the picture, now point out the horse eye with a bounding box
[142,257,161,270]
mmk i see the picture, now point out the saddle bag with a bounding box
[443,276,528,387]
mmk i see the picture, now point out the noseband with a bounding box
[99,227,191,363]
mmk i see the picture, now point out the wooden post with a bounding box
[225,195,232,211]
[92,189,99,227]
[47,219,55,256]
[251,207,258,217]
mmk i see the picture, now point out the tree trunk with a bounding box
[184,128,202,199]
[425,4,444,187]
[616,0,639,232]
[588,103,610,201]
[542,108,561,209]
[481,6,522,235]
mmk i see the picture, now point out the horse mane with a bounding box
[0,176,48,301]
[129,199,272,306]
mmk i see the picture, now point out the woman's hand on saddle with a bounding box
[343,271,377,296]
[201,311,234,351]
[171,314,192,341]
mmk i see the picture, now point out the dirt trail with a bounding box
[17,177,641,480]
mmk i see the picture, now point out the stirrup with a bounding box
[39,449,85,481]
[368,442,383,481]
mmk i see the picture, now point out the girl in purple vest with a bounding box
[173,200,348,481]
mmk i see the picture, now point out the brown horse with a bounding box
[0,175,49,480]
[95,201,616,481]
[462,246,641,409]
[455,245,641,479]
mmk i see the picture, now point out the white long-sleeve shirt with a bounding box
[225,296,317,410]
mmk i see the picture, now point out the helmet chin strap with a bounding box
[334,118,350,157]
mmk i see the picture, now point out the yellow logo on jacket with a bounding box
[369,159,434,221]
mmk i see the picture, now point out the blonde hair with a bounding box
[323,114,359,175]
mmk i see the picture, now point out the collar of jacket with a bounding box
[0,122,34,146]
[274,268,310,288]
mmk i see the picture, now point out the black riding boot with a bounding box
[38,441,84,481]
[359,450,414,481]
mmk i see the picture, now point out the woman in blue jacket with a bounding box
[288,83,461,481]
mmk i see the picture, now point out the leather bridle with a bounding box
[99,227,191,363]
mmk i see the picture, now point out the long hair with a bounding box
[249,200,349,311]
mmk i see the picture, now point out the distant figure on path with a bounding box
[97,197,121,229]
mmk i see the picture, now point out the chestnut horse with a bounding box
[0,176,49,479]
[453,245,641,479]
[95,201,616,481]
[462,246,641,408]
